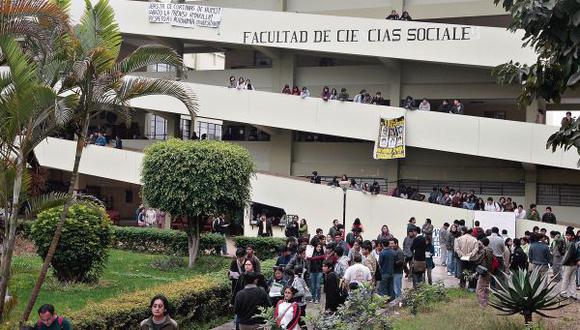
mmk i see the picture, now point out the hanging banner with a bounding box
[148,3,222,28]
[373,116,405,159]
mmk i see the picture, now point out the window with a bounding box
[148,114,167,140]
[197,121,222,140]
[147,63,176,72]
[125,190,133,203]
[180,118,191,140]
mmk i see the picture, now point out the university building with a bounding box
[38,0,580,240]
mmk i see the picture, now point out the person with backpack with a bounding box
[560,230,578,300]
[475,237,494,307]
[34,304,72,330]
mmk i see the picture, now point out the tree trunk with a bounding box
[187,216,200,268]
[523,311,532,324]
[0,154,24,321]
[20,112,90,324]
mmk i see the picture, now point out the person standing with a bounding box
[528,233,552,277]
[402,229,415,279]
[446,224,458,276]
[229,248,247,306]
[213,213,228,255]
[475,238,494,307]
[274,287,301,330]
[421,219,434,240]
[510,238,529,271]
[235,272,271,330]
[488,227,506,271]
[246,245,262,274]
[343,253,372,287]
[451,99,464,114]
[362,242,377,285]
[333,246,350,278]
[560,230,578,300]
[390,238,405,298]
[34,304,73,330]
[139,295,178,330]
[328,219,340,238]
[425,236,435,285]
[307,244,324,304]
[439,223,449,267]
[322,260,341,312]
[550,231,565,281]
[410,227,427,288]
[378,240,396,298]
[454,227,479,289]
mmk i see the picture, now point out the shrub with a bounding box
[111,226,225,255]
[66,275,231,329]
[401,282,449,315]
[16,220,33,238]
[233,236,286,260]
[31,203,114,283]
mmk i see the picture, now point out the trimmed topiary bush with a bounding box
[31,202,114,283]
[233,236,286,260]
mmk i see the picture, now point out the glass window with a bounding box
[197,121,222,140]
[180,119,191,140]
[147,114,167,140]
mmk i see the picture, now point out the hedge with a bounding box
[233,236,286,260]
[67,275,230,329]
[65,259,276,329]
[112,226,225,255]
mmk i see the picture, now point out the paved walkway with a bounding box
[211,258,457,330]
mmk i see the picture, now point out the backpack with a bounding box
[37,316,64,329]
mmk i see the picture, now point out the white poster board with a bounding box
[473,211,516,238]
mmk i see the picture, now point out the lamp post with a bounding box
[339,181,350,229]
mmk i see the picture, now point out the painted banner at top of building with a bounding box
[148,2,222,28]
[374,116,405,160]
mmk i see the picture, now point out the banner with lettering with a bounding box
[148,3,222,28]
[373,116,405,159]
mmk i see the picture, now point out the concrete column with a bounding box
[269,130,293,175]
[271,53,295,94]
[380,59,401,106]
[386,159,399,192]
[164,213,172,229]
[523,163,537,208]
[525,99,546,123]
[165,113,181,139]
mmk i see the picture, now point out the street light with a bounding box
[339,180,350,229]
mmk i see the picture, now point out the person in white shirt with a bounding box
[514,204,527,219]
[353,89,366,103]
[237,77,247,90]
[300,87,310,98]
[343,253,372,287]
[418,98,431,111]
[484,197,501,212]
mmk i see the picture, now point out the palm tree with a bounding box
[0,33,76,320]
[20,0,198,322]
[489,268,569,325]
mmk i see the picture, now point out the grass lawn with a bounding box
[392,288,578,330]
[8,249,230,324]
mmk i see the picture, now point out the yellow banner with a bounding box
[374,116,405,159]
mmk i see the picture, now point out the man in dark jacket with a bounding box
[528,233,552,277]
[234,272,271,330]
[541,207,557,224]
[410,227,427,288]
[322,260,341,312]
[378,240,395,298]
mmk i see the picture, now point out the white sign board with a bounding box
[473,211,516,238]
[148,3,222,28]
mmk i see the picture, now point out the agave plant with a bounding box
[489,268,570,325]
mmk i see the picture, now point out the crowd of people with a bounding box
[228,75,255,90]
[87,131,123,149]
[227,216,580,329]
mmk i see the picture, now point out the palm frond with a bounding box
[110,77,198,117]
[116,45,183,74]
[25,191,72,217]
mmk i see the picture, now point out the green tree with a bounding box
[493,0,580,164]
[21,0,198,323]
[141,139,255,267]
[31,202,114,283]
[0,0,73,319]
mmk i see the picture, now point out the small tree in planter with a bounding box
[141,139,255,268]
[489,268,569,325]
